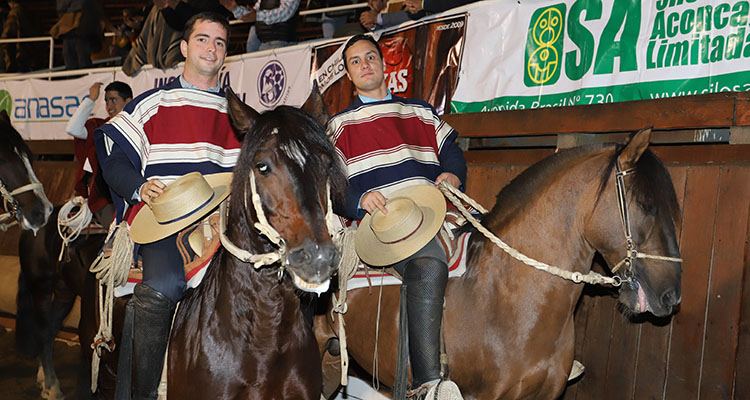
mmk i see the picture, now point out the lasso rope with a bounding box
[88,222,133,392]
[57,196,93,261]
[437,181,622,286]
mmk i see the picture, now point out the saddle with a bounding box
[113,213,222,297]
[347,208,472,291]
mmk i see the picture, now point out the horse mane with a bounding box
[229,105,348,249]
[1,117,32,159]
[482,143,612,228]
[465,140,680,271]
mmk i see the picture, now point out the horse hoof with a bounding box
[44,382,65,400]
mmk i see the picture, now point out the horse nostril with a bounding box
[662,289,680,308]
[289,248,311,264]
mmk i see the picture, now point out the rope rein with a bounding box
[57,196,93,261]
[437,181,623,286]
[88,221,133,392]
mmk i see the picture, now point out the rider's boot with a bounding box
[402,256,454,399]
[132,283,176,400]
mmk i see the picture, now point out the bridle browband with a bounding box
[610,161,682,274]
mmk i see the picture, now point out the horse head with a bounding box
[224,88,347,293]
[0,110,52,233]
[586,128,682,317]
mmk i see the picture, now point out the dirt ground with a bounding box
[0,323,82,400]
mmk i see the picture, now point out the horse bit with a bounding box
[610,162,682,277]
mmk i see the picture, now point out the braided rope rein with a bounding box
[437,181,622,286]
[0,181,44,231]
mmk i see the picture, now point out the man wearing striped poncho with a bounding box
[95,12,239,400]
[327,34,467,399]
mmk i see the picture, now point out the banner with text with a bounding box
[451,0,750,113]
[3,47,312,141]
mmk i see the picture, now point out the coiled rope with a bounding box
[57,196,93,261]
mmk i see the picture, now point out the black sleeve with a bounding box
[101,143,147,205]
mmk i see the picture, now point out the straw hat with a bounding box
[355,185,446,266]
[129,172,232,244]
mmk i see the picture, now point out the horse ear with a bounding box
[301,81,330,128]
[618,126,652,169]
[225,87,259,142]
[0,109,10,124]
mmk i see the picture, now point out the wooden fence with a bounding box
[443,92,750,400]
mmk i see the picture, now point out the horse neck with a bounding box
[476,149,611,308]
[207,212,304,335]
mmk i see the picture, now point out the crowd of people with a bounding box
[0,0,478,73]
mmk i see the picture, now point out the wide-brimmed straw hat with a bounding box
[355,185,446,266]
[130,172,232,244]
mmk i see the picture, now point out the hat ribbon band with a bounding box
[378,217,424,244]
[158,193,215,225]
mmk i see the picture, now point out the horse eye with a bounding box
[256,162,270,175]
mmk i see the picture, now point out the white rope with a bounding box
[330,227,357,387]
[88,222,133,392]
[437,181,622,286]
[219,172,285,268]
[57,196,93,261]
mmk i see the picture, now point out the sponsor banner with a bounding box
[313,14,466,115]
[114,48,313,111]
[451,0,750,113]
[0,72,115,140]
[6,48,312,141]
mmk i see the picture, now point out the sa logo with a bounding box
[524,4,566,87]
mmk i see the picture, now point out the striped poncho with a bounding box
[327,95,466,220]
[97,79,241,222]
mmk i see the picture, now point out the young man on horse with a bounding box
[66,81,133,226]
[96,12,240,400]
[328,34,467,399]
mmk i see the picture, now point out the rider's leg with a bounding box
[132,233,185,400]
[395,238,449,388]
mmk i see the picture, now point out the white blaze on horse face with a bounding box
[17,149,53,233]
[280,140,307,170]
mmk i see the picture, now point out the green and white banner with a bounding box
[451,0,750,113]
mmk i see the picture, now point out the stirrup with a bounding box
[407,379,463,400]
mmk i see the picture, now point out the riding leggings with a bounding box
[392,237,449,387]
[138,232,186,303]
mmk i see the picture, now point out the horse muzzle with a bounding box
[285,242,338,294]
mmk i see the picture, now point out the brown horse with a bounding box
[80,88,347,399]
[316,128,682,399]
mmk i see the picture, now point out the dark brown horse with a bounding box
[0,109,52,232]
[316,128,682,399]
[80,88,347,399]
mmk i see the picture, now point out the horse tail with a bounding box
[15,268,42,356]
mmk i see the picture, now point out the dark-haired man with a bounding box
[328,34,466,399]
[97,12,240,399]
[66,81,133,226]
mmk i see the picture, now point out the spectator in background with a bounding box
[2,0,32,72]
[320,0,352,39]
[65,81,133,226]
[113,7,148,61]
[53,0,103,70]
[158,0,233,32]
[334,0,409,37]
[403,0,476,15]
[221,0,300,51]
